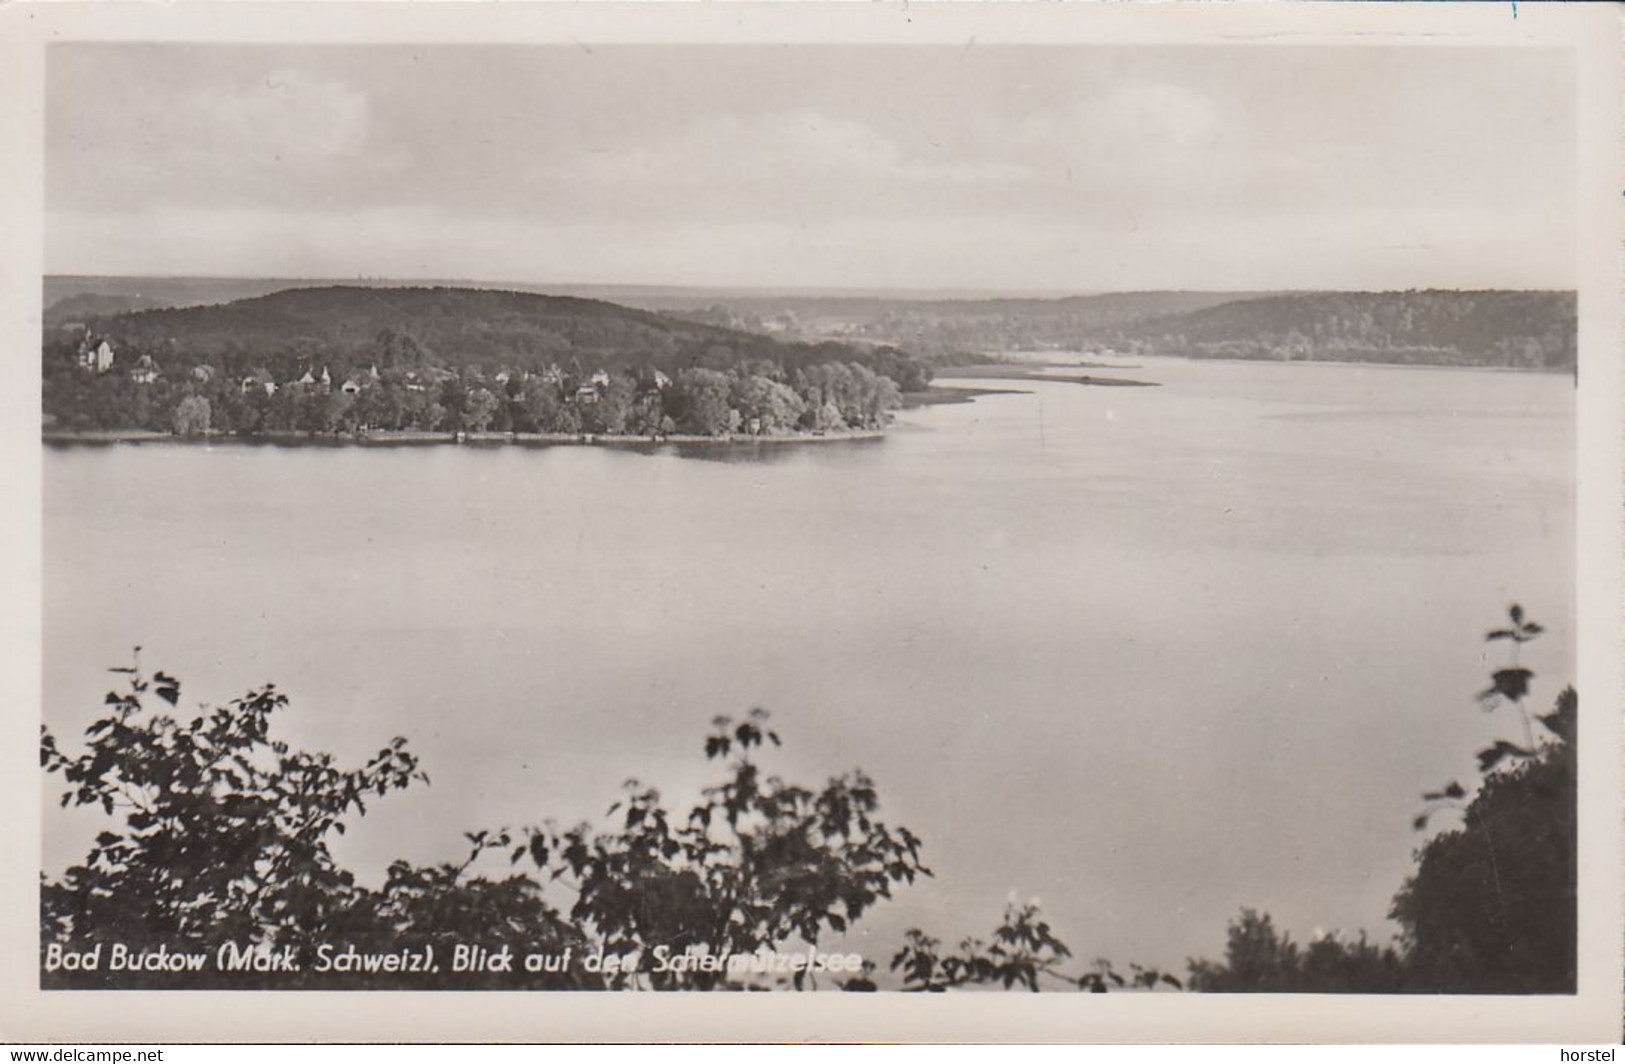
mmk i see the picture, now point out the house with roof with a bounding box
[78,338,115,374]
[129,354,161,385]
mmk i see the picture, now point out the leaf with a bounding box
[529,835,549,868]
[1412,814,1429,831]
[1509,603,1523,625]
[1537,688,1576,741]
[1477,740,1534,773]
[153,671,181,705]
[1161,974,1183,990]
[1480,668,1534,703]
[1485,629,1517,642]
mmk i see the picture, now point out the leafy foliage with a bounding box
[1185,910,1407,993]
[1392,661,1576,993]
[497,709,929,990]
[40,654,427,984]
[42,603,1575,993]
[41,670,925,989]
[1188,606,1576,994]
[891,903,1181,993]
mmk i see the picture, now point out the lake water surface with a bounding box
[43,355,1575,973]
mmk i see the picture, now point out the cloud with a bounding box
[184,68,372,165]
[44,44,1575,289]
[48,188,1574,293]
[49,63,377,213]
[530,108,1034,224]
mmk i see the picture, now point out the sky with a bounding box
[45,43,1576,292]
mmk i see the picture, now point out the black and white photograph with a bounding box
[1,0,1619,1045]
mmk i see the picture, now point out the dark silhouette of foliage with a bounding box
[40,652,428,986]
[495,709,929,990]
[1391,607,1576,992]
[891,903,1180,993]
[1187,605,1576,994]
[41,668,925,989]
[1185,910,1406,993]
[42,604,1573,993]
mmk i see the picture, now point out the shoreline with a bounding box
[934,366,1161,388]
[959,353,1573,376]
[42,427,888,448]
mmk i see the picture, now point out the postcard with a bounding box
[0,0,1618,1044]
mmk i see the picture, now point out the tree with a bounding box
[1392,605,1575,992]
[520,381,579,434]
[581,373,635,436]
[892,901,1180,993]
[462,387,500,433]
[1185,606,1576,993]
[672,368,735,436]
[41,666,927,989]
[40,655,426,985]
[171,395,211,437]
[1185,910,1403,993]
[496,709,928,989]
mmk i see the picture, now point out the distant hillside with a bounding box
[42,291,175,327]
[43,278,1579,371]
[43,277,317,324]
[653,290,1263,355]
[1114,290,1576,370]
[664,288,1576,370]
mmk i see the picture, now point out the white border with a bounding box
[0,1,1618,1044]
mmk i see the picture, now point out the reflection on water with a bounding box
[42,357,1574,972]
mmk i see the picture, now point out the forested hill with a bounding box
[1114,290,1576,371]
[43,285,932,437]
[643,288,1576,371]
[54,284,926,388]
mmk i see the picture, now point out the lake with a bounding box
[42,355,1575,976]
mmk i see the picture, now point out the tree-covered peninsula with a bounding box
[42,286,934,439]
